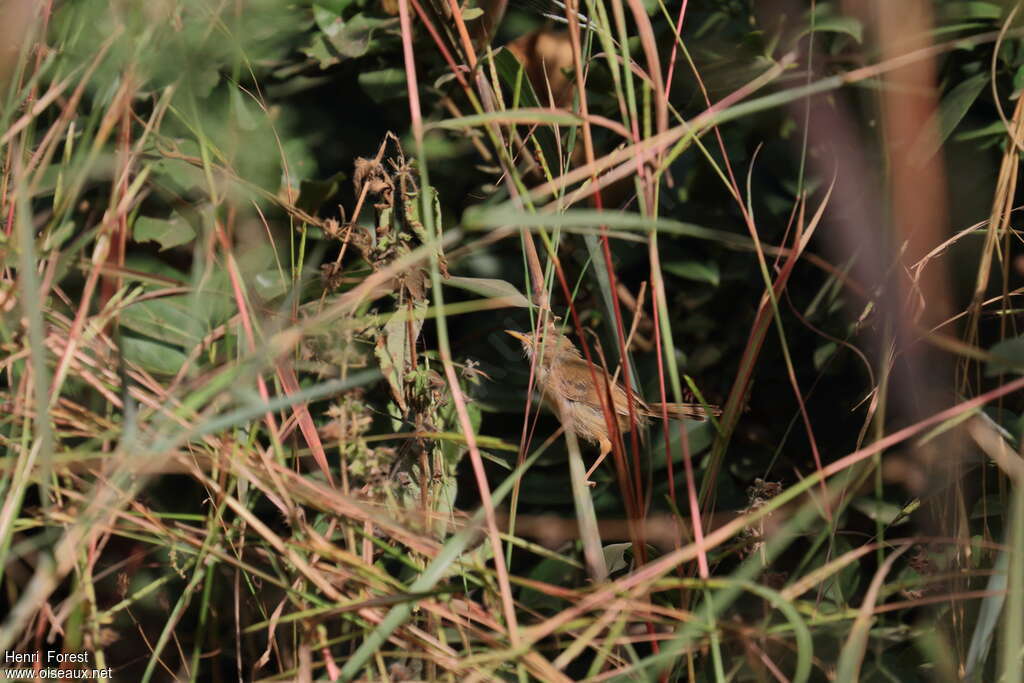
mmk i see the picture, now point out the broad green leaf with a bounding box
[850,497,908,525]
[602,542,634,576]
[326,15,397,59]
[230,86,260,131]
[296,171,347,214]
[134,215,196,251]
[281,137,317,193]
[119,256,233,347]
[519,556,576,613]
[313,1,356,27]
[252,269,290,300]
[152,156,204,193]
[654,419,715,469]
[192,69,220,99]
[987,337,1024,376]
[304,10,395,67]
[301,33,340,69]
[120,296,206,347]
[121,336,188,375]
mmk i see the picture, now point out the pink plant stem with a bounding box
[663,0,688,102]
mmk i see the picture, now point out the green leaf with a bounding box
[987,337,1024,376]
[252,269,290,300]
[602,543,634,576]
[463,206,752,249]
[296,171,347,214]
[428,109,583,132]
[192,69,220,99]
[653,420,715,469]
[954,120,1007,142]
[152,156,204,192]
[941,1,1003,20]
[850,497,908,525]
[443,276,531,307]
[519,556,576,613]
[358,68,406,102]
[805,15,863,43]
[493,47,539,108]
[909,72,988,165]
[663,260,720,287]
[119,256,233,348]
[815,536,861,606]
[1014,65,1024,98]
[43,221,76,251]
[121,336,188,375]
[134,215,196,251]
[120,297,205,347]
[326,14,397,59]
[313,1,356,26]
[813,341,837,370]
[301,33,340,69]
[374,307,425,413]
[303,10,395,67]
[230,86,260,131]
[281,138,317,193]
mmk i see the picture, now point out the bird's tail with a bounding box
[517,0,592,28]
[646,402,722,422]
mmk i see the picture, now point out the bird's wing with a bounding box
[554,359,633,415]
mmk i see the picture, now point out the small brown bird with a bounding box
[506,325,720,483]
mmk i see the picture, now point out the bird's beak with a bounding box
[505,330,530,344]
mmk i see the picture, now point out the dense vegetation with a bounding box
[2,0,1024,680]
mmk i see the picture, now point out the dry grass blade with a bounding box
[5,2,1024,680]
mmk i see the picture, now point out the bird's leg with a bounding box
[585,437,612,487]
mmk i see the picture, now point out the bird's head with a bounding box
[504,324,581,363]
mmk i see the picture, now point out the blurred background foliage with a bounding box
[3,0,1024,680]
